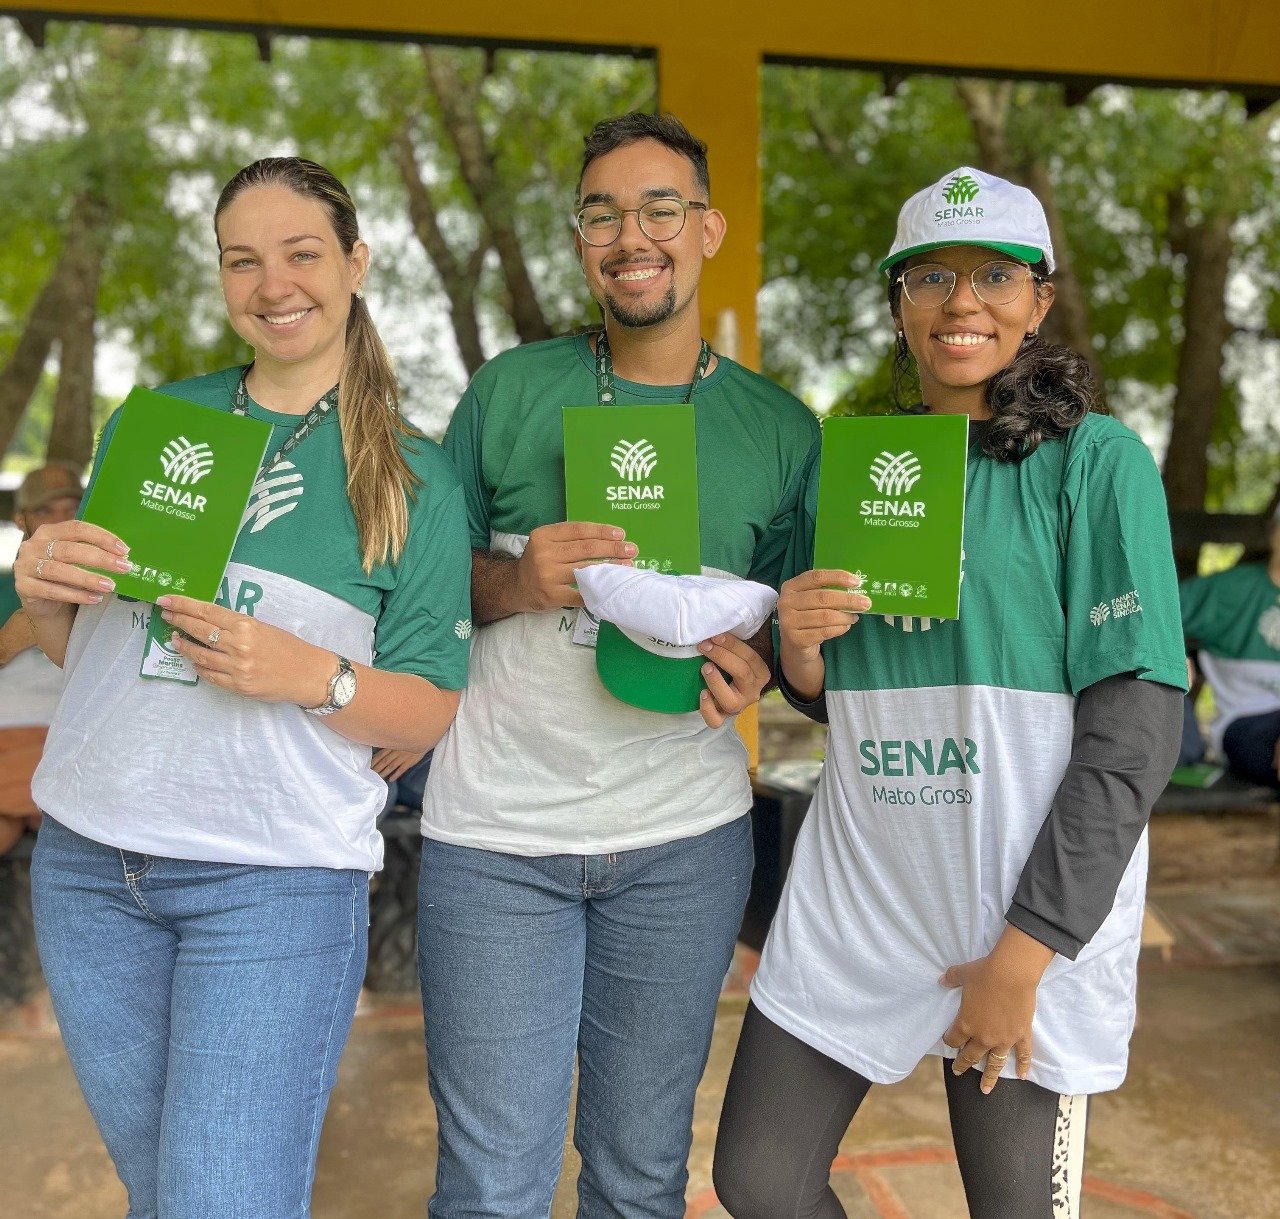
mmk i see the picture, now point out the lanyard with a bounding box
[231,366,339,479]
[594,331,712,406]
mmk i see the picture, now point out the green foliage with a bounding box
[760,67,1280,505]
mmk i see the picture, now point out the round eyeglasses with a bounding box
[897,260,1043,309]
[574,198,708,247]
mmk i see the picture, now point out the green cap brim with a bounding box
[594,621,706,714]
[877,240,1046,275]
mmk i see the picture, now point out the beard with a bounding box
[603,282,678,329]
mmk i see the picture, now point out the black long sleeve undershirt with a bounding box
[1006,672,1182,958]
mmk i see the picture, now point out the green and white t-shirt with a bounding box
[0,570,65,729]
[752,413,1185,1096]
[424,333,819,855]
[33,368,472,871]
[1180,562,1280,753]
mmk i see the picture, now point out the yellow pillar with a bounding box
[657,39,764,769]
[655,37,761,372]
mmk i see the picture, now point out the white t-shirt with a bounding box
[0,646,65,729]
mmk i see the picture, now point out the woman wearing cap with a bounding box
[11,158,471,1218]
[713,168,1186,1218]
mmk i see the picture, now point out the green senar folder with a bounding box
[79,387,272,604]
[563,403,703,714]
[562,404,700,575]
[814,414,968,620]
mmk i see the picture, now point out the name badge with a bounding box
[571,608,600,649]
[139,611,199,685]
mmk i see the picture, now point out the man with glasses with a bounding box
[422,112,819,1217]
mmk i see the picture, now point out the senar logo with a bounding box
[160,436,215,486]
[942,173,980,205]
[606,438,664,507]
[869,450,922,496]
[610,438,658,482]
[862,450,925,525]
[140,436,215,518]
[242,462,304,535]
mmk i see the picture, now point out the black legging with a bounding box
[713,1003,1088,1219]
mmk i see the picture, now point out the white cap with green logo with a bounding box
[878,166,1055,275]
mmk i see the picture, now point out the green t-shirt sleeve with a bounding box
[78,407,123,509]
[1063,435,1188,694]
[372,475,473,690]
[0,571,20,622]
[770,444,822,660]
[442,384,492,550]
[1178,573,1224,646]
[748,434,822,590]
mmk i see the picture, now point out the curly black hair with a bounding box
[887,259,1103,462]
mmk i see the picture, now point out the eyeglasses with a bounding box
[897,260,1043,308]
[574,198,708,247]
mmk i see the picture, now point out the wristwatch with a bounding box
[304,655,357,717]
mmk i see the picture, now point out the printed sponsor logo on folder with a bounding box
[814,414,967,620]
[79,387,272,603]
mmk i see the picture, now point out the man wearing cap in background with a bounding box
[1180,503,1280,788]
[0,462,82,855]
[419,112,820,1217]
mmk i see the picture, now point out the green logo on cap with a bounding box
[943,174,980,205]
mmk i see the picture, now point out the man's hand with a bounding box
[514,522,636,613]
[697,633,771,729]
[373,748,425,783]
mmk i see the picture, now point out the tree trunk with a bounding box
[1163,191,1235,576]
[421,48,552,346]
[391,124,489,378]
[954,82,1101,382]
[0,266,69,460]
[45,191,105,467]
[955,80,1013,176]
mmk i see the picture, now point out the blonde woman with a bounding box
[13,158,471,1219]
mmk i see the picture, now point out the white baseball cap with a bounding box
[879,166,1055,275]
[575,565,778,715]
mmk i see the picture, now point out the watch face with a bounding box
[333,668,357,707]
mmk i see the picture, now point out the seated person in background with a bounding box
[1179,503,1280,787]
[0,463,83,853]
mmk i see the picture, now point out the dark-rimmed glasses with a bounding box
[574,198,708,247]
[897,261,1043,308]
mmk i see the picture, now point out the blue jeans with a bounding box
[418,814,754,1219]
[31,815,368,1219]
[1223,709,1280,788]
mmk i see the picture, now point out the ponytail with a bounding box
[340,296,421,572]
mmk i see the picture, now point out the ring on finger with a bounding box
[44,540,56,561]
[207,628,222,648]
[35,558,47,579]
[988,1051,1009,1064]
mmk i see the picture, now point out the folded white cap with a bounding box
[576,565,778,658]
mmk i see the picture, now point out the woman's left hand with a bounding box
[158,595,331,706]
[939,926,1055,1095]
